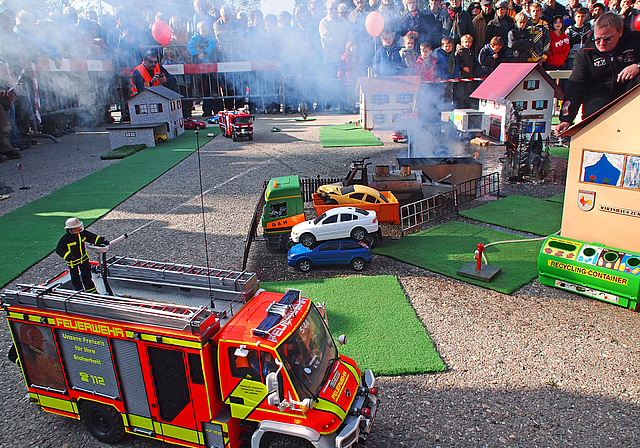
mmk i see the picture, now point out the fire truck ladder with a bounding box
[106,257,260,303]
[2,284,214,334]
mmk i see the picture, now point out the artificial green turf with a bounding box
[549,146,569,160]
[459,194,563,236]
[101,144,146,160]
[0,130,216,288]
[262,276,446,376]
[318,123,383,147]
[373,221,544,294]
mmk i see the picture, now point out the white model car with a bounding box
[290,207,378,247]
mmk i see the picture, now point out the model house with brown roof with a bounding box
[558,84,640,253]
[356,76,420,130]
[470,63,564,141]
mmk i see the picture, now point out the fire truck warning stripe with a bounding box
[7,312,50,323]
[125,331,202,349]
[128,414,154,431]
[37,394,75,414]
[313,399,345,420]
[159,421,201,445]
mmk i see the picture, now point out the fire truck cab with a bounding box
[219,109,254,142]
[3,257,377,448]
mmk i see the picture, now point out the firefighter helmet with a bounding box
[64,217,84,231]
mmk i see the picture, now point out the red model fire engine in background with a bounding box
[219,109,254,142]
[3,255,377,448]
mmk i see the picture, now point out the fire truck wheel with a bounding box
[350,227,367,241]
[297,259,312,272]
[351,257,365,271]
[299,233,316,248]
[266,434,313,448]
[232,131,238,142]
[80,401,125,444]
[249,134,253,140]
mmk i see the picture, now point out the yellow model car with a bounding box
[316,184,388,205]
[154,134,168,143]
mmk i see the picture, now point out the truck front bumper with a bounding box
[335,369,378,448]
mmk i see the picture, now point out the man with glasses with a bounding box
[130,50,177,96]
[556,12,640,135]
[486,1,515,60]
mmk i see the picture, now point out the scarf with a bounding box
[444,49,456,75]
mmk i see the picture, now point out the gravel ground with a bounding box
[1,114,639,448]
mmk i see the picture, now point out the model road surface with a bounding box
[1,115,639,448]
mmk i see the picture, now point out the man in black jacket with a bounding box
[556,12,640,135]
[56,218,109,293]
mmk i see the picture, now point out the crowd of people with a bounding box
[2,0,640,161]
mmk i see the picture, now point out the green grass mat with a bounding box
[546,193,565,203]
[101,144,146,160]
[459,194,562,236]
[373,221,543,294]
[318,123,383,148]
[0,130,215,288]
[262,276,445,376]
[549,146,569,160]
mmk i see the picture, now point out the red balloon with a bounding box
[365,11,385,38]
[635,14,640,32]
[151,20,171,45]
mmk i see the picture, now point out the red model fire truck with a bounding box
[218,109,254,142]
[3,256,377,448]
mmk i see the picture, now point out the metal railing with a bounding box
[455,171,500,208]
[299,176,342,203]
[400,172,500,236]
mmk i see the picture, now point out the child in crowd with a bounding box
[414,41,437,82]
[565,7,592,70]
[374,29,403,76]
[507,12,534,62]
[337,41,366,80]
[545,16,570,70]
[456,34,475,78]
[456,34,475,108]
[399,31,419,74]
[188,20,217,63]
[434,36,459,106]
[477,36,504,76]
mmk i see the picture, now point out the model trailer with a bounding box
[3,256,378,448]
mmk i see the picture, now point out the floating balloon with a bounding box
[365,11,385,38]
[151,20,171,45]
[635,13,640,32]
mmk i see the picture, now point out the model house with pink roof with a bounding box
[356,76,420,130]
[470,63,564,141]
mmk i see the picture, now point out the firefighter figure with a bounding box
[55,218,109,293]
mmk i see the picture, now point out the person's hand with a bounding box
[555,121,571,137]
[463,67,470,73]
[158,74,167,83]
[493,53,498,59]
[198,53,204,60]
[617,64,640,82]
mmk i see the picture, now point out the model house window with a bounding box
[480,99,487,106]
[534,122,546,133]
[513,101,527,111]
[179,118,183,127]
[125,132,136,137]
[532,100,548,110]
[493,101,500,109]
[177,101,181,109]
[158,103,163,113]
[373,113,386,124]
[392,113,405,122]
[149,104,158,113]
[136,104,148,114]
[371,94,389,105]
[522,122,533,133]
[523,80,540,90]
[396,93,413,104]
[170,101,176,111]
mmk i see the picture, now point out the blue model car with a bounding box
[207,116,219,124]
[287,239,372,272]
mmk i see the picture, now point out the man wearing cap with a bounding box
[542,0,570,25]
[56,218,109,293]
[486,0,515,60]
[473,0,497,59]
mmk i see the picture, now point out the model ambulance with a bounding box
[2,255,377,448]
